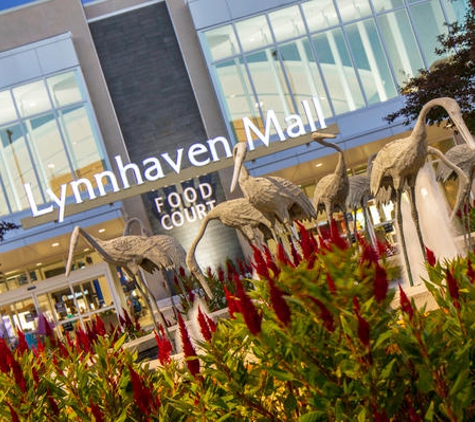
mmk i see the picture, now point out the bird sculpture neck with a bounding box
[412,98,446,145]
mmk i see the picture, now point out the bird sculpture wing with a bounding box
[347,174,371,209]
[436,144,475,182]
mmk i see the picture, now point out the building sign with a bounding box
[23,97,328,224]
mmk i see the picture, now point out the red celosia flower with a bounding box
[290,241,301,266]
[121,308,134,329]
[468,258,475,284]
[224,286,238,318]
[358,233,379,265]
[0,338,27,392]
[6,402,19,422]
[251,245,270,279]
[47,387,60,415]
[90,400,105,422]
[234,275,262,336]
[226,260,238,280]
[330,219,348,250]
[15,331,29,355]
[197,306,213,341]
[446,268,460,310]
[399,285,414,320]
[177,313,200,376]
[76,328,92,354]
[263,245,280,277]
[268,278,291,326]
[306,296,335,332]
[373,262,388,303]
[425,246,436,267]
[353,296,370,347]
[154,327,172,365]
[10,356,26,393]
[0,338,11,373]
[276,242,295,267]
[205,313,217,333]
[217,266,225,282]
[95,316,107,336]
[296,222,318,266]
[129,365,154,415]
[179,266,186,277]
[326,273,337,295]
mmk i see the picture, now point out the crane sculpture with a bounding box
[370,97,474,285]
[186,198,274,287]
[230,136,332,240]
[312,134,350,240]
[436,143,475,247]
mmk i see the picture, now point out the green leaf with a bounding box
[267,368,295,381]
[297,411,322,422]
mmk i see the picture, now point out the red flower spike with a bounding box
[306,296,335,332]
[290,241,301,266]
[10,357,26,393]
[358,234,379,265]
[251,245,270,279]
[296,221,318,262]
[0,339,12,373]
[197,306,213,341]
[263,245,280,277]
[47,387,60,415]
[399,285,414,320]
[425,246,436,267]
[468,258,475,284]
[276,242,295,267]
[15,331,29,355]
[226,260,237,280]
[268,278,291,327]
[121,308,134,328]
[234,275,262,336]
[179,266,186,278]
[95,316,106,337]
[129,365,154,415]
[177,313,200,376]
[373,263,388,303]
[326,273,337,295]
[205,314,217,333]
[90,400,105,422]
[330,218,349,250]
[224,286,238,318]
[154,327,172,365]
[356,313,371,348]
[217,266,225,282]
[446,268,460,310]
[7,402,19,422]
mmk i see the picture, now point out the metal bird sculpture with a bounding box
[370,97,474,285]
[186,198,274,286]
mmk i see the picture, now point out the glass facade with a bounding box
[0,70,107,216]
[201,0,468,142]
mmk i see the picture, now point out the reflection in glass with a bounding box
[312,29,365,113]
[0,91,16,125]
[235,15,272,52]
[345,19,397,104]
[269,5,306,41]
[410,0,449,66]
[443,0,469,22]
[377,10,425,86]
[13,80,51,117]
[203,25,239,61]
[279,40,332,117]
[336,0,372,21]
[212,59,258,142]
[47,71,84,107]
[302,0,339,31]
[372,0,404,13]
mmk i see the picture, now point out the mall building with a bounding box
[0,0,469,341]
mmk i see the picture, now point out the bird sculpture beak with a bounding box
[451,111,475,150]
[230,142,247,193]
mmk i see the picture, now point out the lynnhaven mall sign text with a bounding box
[23,97,331,225]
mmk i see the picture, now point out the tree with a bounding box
[385,0,475,132]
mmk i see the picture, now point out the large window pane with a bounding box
[26,113,72,193]
[280,40,333,117]
[47,71,84,107]
[0,91,17,125]
[346,19,397,103]
[410,0,450,66]
[336,0,372,21]
[443,0,470,22]
[235,16,273,52]
[13,80,52,117]
[0,124,38,211]
[246,48,294,124]
[59,105,106,180]
[302,0,339,31]
[212,59,258,142]
[377,10,425,86]
[372,0,404,13]
[203,25,239,61]
[269,5,306,42]
[312,29,365,113]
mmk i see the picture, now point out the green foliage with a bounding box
[2,232,475,421]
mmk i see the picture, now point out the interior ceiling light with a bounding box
[315,163,323,168]
[52,242,59,247]
[98,228,106,233]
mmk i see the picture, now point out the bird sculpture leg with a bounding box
[396,189,415,286]
[408,184,427,261]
